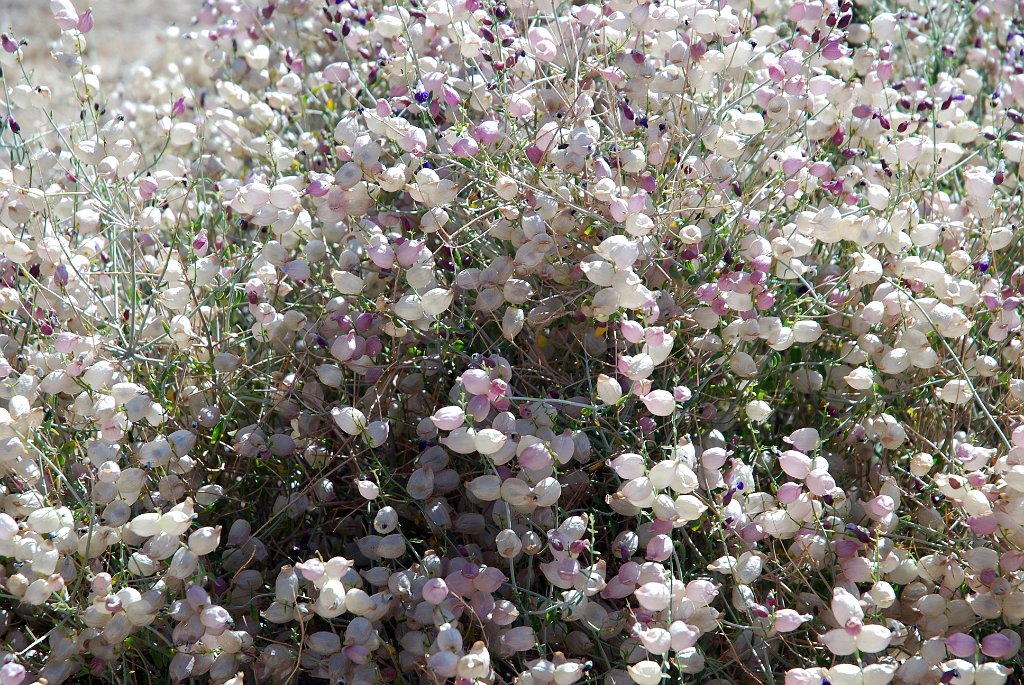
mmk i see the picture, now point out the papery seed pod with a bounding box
[373,507,398,534]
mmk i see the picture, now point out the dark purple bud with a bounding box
[844,523,872,544]
[569,539,589,555]
[722,487,736,507]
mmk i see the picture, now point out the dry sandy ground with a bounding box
[0,0,195,96]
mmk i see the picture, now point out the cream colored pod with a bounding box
[169,121,198,147]
[745,400,772,422]
[332,406,366,435]
[936,379,973,405]
[420,288,454,316]
[844,366,875,390]
[596,374,623,404]
[188,526,222,555]
[628,660,663,685]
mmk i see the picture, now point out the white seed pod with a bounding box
[188,526,221,556]
[332,406,366,435]
[473,428,507,455]
[373,507,399,534]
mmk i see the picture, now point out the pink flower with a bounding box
[77,8,93,33]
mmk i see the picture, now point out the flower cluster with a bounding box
[0,0,1021,682]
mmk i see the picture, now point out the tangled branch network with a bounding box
[0,0,1022,683]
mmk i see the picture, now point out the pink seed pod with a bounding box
[980,632,1015,659]
[422,578,449,604]
[0,663,27,685]
[773,609,809,633]
[779,450,811,479]
[430,406,465,431]
[945,632,977,658]
[461,369,491,395]
[777,482,803,504]
[645,534,672,562]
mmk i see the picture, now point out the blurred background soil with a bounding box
[0,0,195,108]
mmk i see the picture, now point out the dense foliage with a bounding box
[0,0,1022,683]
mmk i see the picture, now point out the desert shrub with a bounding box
[0,0,1021,683]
